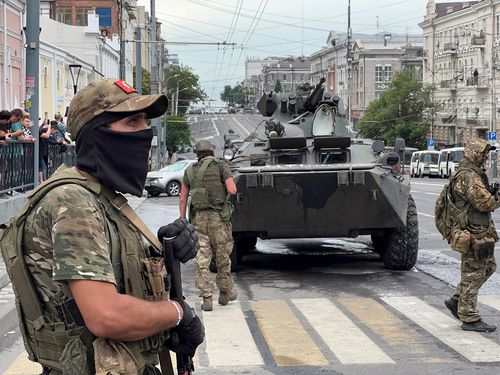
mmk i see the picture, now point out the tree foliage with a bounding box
[164,115,192,160]
[220,84,246,105]
[164,65,207,115]
[357,69,440,149]
[132,66,151,95]
[274,79,282,93]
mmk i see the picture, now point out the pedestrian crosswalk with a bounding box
[3,295,500,374]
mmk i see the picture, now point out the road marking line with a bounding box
[210,118,220,137]
[203,301,263,367]
[425,192,439,196]
[418,212,434,218]
[252,300,328,366]
[292,298,394,364]
[340,297,449,363]
[231,117,251,136]
[3,352,41,374]
[382,296,500,362]
[479,295,500,312]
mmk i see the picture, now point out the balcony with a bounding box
[440,79,457,90]
[443,42,457,54]
[466,75,489,89]
[471,36,486,46]
[465,117,488,126]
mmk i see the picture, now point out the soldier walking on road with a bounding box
[443,138,499,332]
[1,79,204,374]
[179,140,238,311]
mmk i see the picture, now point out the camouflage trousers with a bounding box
[192,209,234,298]
[452,248,496,323]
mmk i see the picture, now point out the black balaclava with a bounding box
[76,112,153,197]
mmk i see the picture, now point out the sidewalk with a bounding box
[0,194,146,336]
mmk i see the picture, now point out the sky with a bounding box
[137,0,434,102]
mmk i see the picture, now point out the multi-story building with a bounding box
[309,32,423,125]
[419,0,500,146]
[0,1,26,110]
[261,57,311,94]
[243,57,280,104]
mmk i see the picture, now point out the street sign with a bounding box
[427,139,435,149]
[488,131,497,141]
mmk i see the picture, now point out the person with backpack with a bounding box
[1,79,204,374]
[438,137,500,332]
[177,140,238,312]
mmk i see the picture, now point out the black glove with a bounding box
[157,218,198,263]
[168,298,205,357]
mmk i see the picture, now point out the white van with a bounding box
[437,147,464,178]
[410,150,440,178]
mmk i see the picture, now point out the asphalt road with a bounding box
[2,114,500,375]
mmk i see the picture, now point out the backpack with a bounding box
[435,169,470,242]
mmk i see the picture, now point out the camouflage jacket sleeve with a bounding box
[454,171,500,212]
[25,184,116,285]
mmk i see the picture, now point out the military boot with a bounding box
[444,298,459,320]
[201,297,213,312]
[218,289,238,306]
[461,320,497,332]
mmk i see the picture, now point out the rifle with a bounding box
[164,238,195,375]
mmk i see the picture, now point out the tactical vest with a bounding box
[186,157,227,213]
[452,169,491,229]
[0,166,168,374]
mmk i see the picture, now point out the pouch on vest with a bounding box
[471,234,495,260]
[450,228,471,254]
[93,338,145,375]
[220,201,234,221]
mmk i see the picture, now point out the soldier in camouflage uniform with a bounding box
[15,79,204,374]
[179,140,238,311]
[444,137,499,332]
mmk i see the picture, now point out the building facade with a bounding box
[0,1,25,110]
[309,32,423,125]
[261,57,311,95]
[419,0,500,146]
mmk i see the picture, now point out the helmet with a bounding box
[195,140,215,152]
[464,138,496,166]
[66,79,168,140]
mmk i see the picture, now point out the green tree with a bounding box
[274,79,282,93]
[164,115,192,162]
[357,69,440,149]
[220,84,246,106]
[164,65,207,115]
[221,85,232,103]
[132,66,151,94]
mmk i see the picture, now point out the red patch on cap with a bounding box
[114,80,137,94]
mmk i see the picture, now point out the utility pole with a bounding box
[347,0,353,124]
[491,1,497,177]
[26,0,40,188]
[118,1,125,80]
[135,27,142,94]
[150,0,161,170]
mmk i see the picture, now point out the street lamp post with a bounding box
[69,64,82,94]
[175,79,186,116]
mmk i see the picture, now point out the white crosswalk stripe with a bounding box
[3,295,500,374]
[382,296,500,363]
[292,298,394,364]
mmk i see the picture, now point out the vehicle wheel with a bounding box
[380,195,419,270]
[371,234,388,254]
[148,191,161,197]
[166,181,181,196]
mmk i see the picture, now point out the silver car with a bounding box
[145,160,197,197]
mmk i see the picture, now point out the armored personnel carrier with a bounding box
[224,78,418,270]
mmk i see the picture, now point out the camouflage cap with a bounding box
[66,79,168,140]
[195,140,215,152]
[464,137,496,165]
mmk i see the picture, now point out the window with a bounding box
[375,91,381,100]
[76,7,91,26]
[96,7,112,27]
[384,65,392,81]
[497,15,500,35]
[57,70,60,90]
[375,65,383,82]
[56,7,72,25]
[318,151,349,164]
[43,66,48,89]
[283,74,286,81]
[276,153,303,164]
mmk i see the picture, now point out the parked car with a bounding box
[228,107,236,114]
[206,107,218,115]
[145,160,196,197]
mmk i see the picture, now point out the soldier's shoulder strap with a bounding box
[187,158,213,188]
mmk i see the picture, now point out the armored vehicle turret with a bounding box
[224,78,418,270]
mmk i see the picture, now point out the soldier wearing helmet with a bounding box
[444,137,500,332]
[11,79,204,373]
[179,139,238,312]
